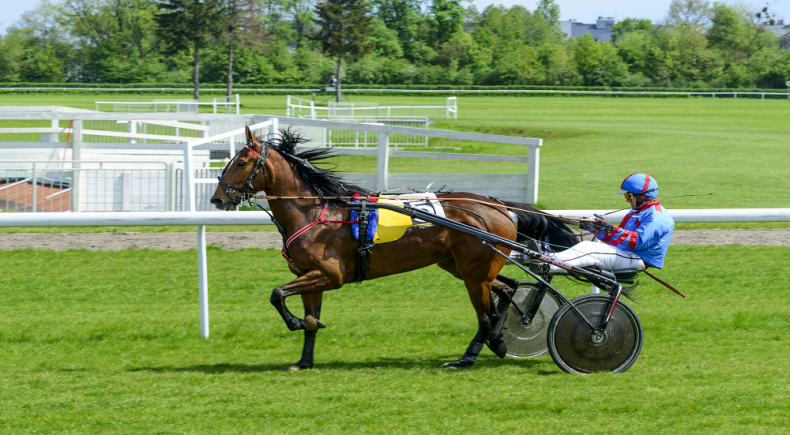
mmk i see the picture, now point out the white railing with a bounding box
[1,110,543,205]
[545,209,790,222]
[287,95,459,119]
[95,95,241,114]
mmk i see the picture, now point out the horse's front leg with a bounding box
[270,270,336,332]
[283,292,325,372]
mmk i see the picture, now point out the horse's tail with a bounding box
[503,201,579,252]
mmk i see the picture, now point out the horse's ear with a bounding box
[245,125,254,143]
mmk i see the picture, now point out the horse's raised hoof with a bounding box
[485,338,508,359]
[282,364,302,372]
[441,358,476,369]
[286,318,306,332]
[303,315,326,331]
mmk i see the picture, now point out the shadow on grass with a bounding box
[127,356,557,374]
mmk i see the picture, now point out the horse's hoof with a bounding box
[282,364,302,372]
[304,315,326,331]
[486,338,508,359]
[441,358,476,369]
[286,318,306,331]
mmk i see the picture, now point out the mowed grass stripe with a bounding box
[0,246,789,433]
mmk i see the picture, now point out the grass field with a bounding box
[1,94,789,432]
[0,245,789,433]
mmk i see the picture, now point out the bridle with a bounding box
[217,137,272,208]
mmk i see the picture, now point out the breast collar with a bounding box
[217,139,271,207]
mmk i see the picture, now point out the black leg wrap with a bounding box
[484,294,511,358]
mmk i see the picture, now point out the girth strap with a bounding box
[355,200,371,283]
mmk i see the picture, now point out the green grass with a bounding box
[2,94,789,230]
[0,246,788,433]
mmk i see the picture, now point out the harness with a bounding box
[217,140,366,279]
[280,201,359,273]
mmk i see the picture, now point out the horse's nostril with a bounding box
[211,198,223,205]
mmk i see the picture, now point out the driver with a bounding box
[543,173,675,272]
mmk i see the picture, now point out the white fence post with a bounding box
[183,143,196,212]
[271,117,279,141]
[197,224,209,338]
[50,119,59,143]
[377,132,389,191]
[166,162,175,211]
[31,162,37,213]
[70,120,82,212]
[526,141,541,204]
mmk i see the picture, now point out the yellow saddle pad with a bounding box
[373,195,446,244]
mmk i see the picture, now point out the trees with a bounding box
[666,0,712,30]
[430,0,464,45]
[155,0,224,99]
[611,18,652,44]
[1,0,789,88]
[220,0,268,96]
[313,0,374,101]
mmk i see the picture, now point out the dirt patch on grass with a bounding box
[0,229,788,251]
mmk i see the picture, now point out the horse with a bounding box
[210,127,578,370]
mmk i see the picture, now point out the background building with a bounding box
[560,17,615,42]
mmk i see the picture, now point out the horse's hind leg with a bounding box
[485,277,519,359]
[438,260,512,361]
[441,278,494,368]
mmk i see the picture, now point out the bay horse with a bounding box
[211,127,578,370]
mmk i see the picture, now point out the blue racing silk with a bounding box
[596,201,675,269]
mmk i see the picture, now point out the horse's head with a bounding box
[211,126,269,210]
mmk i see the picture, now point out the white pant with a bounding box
[547,241,645,272]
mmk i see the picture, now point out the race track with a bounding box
[1,229,789,251]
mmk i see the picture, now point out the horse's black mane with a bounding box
[267,128,372,205]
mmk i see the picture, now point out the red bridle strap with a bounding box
[281,201,359,270]
[245,145,261,158]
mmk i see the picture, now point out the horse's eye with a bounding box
[238,161,247,167]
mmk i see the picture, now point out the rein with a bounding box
[255,195,594,224]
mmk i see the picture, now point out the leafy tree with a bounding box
[666,0,712,30]
[313,0,374,101]
[593,42,628,86]
[572,34,603,85]
[372,0,425,61]
[369,21,403,58]
[533,0,562,43]
[535,0,559,28]
[616,29,657,76]
[221,0,268,96]
[430,0,464,45]
[155,0,224,99]
[539,42,577,85]
[611,18,652,44]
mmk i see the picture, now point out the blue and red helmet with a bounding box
[618,173,658,198]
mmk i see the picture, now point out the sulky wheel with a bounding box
[547,294,643,374]
[496,286,560,358]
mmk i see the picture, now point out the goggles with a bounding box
[624,192,635,200]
